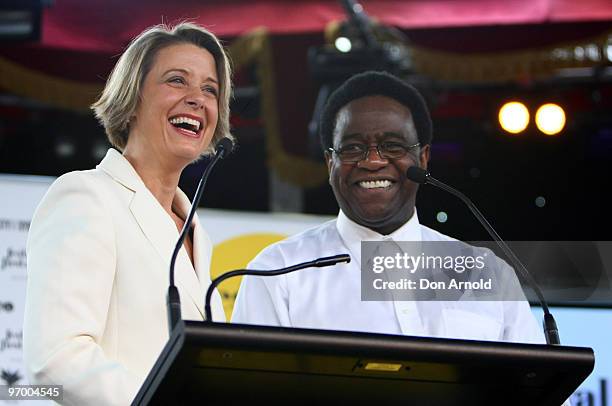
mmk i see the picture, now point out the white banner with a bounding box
[532,306,612,405]
[1,175,54,405]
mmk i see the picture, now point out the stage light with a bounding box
[55,139,75,158]
[436,211,448,223]
[535,103,566,135]
[334,36,352,53]
[498,102,529,134]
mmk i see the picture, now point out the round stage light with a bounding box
[334,37,352,53]
[436,211,448,223]
[498,102,529,134]
[535,103,566,135]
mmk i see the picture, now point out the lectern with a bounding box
[133,321,594,405]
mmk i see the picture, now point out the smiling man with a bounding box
[232,71,543,344]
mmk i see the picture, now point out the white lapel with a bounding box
[97,149,205,319]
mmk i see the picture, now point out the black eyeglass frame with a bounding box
[327,142,421,163]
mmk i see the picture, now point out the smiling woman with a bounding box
[124,43,221,175]
[23,23,232,405]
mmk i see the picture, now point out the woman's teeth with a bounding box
[169,116,201,132]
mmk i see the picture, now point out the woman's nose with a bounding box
[185,89,205,110]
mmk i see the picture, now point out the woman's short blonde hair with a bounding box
[91,22,233,155]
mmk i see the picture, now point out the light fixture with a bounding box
[498,101,529,134]
[436,211,448,223]
[55,137,75,158]
[334,36,352,53]
[535,103,566,135]
[535,196,546,208]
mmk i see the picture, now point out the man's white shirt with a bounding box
[232,210,545,344]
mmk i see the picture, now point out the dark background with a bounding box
[1,63,610,243]
[1,15,611,243]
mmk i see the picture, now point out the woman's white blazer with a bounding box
[23,148,224,405]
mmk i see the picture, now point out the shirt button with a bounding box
[402,309,410,314]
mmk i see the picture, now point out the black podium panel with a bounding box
[133,321,594,406]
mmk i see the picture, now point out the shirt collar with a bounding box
[336,209,422,265]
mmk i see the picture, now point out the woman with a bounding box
[23,22,231,405]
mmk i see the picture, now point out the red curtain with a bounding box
[38,0,612,53]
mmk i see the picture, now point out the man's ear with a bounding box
[420,144,431,171]
[324,150,333,174]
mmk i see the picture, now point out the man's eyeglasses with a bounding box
[327,142,420,163]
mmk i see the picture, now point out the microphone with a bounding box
[406,166,561,345]
[340,0,378,48]
[215,137,234,159]
[204,254,351,322]
[167,138,234,333]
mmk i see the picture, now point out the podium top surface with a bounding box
[134,321,594,406]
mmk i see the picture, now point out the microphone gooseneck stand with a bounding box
[203,254,351,322]
[406,166,560,345]
[167,138,234,333]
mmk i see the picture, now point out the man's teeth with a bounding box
[169,116,201,131]
[359,180,392,189]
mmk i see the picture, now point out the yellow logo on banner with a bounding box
[210,233,286,320]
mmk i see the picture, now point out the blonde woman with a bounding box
[23,22,232,405]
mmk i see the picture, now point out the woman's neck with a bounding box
[123,149,183,215]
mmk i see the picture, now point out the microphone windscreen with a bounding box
[406,166,428,184]
[216,138,234,158]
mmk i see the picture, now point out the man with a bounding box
[232,71,543,344]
